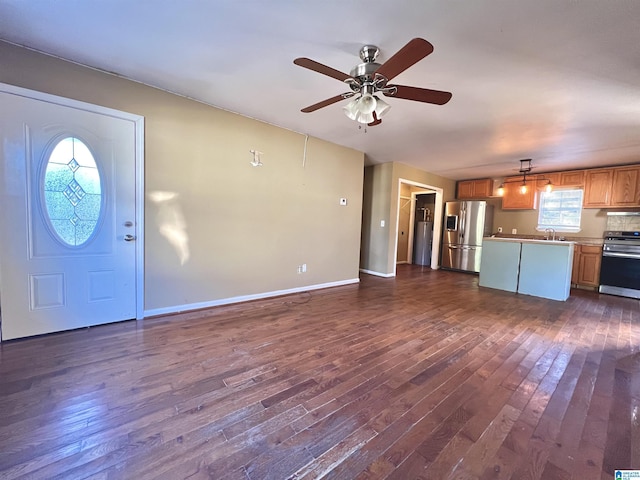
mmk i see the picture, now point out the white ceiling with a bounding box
[2,0,640,180]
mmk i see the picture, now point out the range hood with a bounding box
[606,211,640,216]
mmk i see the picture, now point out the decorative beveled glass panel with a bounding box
[44,137,102,246]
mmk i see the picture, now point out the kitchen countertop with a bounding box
[489,234,603,246]
[484,237,575,246]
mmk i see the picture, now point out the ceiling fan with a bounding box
[293,38,452,126]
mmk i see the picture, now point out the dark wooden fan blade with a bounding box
[368,112,382,126]
[375,38,434,82]
[384,85,452,105]
[301,94,347,113]
[294,57,352,82]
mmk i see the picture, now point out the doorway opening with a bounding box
[412,193,436,266]
[395,179,443,274]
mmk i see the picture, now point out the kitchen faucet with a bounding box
[544,228,556,241]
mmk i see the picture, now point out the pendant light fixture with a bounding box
[497,159,554,196]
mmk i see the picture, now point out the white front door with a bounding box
[0,86,143,340]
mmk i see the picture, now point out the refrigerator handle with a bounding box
[459,206,465,239]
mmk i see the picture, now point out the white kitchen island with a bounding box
[479,238,575,301]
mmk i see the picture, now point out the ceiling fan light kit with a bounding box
[343,93,390,124]
[294,38,452,126]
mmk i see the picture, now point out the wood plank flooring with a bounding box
[1,265,639,479]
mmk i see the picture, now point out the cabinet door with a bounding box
[583,169,612,207]
[501,177,536,209]
[560,170,585,186]
[536,173,559,190]
[611,166,640,206]
[457,179,492,199]
[571,246,580,284]
[472,178,493,198]
[457,180,475,199]
[577,245,602,287]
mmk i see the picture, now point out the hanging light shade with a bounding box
[373,96,390,117]
[343,98,359,121]
[357,93,376,115]
[356,111,375,124]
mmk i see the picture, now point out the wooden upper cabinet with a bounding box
[501,176,536,209]
[583,169,613,207]
[457,180,475,199]
[457,178,492,199]
[536,173,560,189]
[534,170,585,190]
[559,170,585,186]
[611,166,640,206]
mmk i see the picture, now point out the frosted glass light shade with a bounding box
[343,99,359,120]
[374,96,390,117]
[356,111,375,124]
[357,93,376,114]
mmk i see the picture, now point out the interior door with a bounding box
[0,89,141,340]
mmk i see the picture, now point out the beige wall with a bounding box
[489,198,608,238]
[360,162,394,274]
[0,41,364,312]
[361,161,456,275]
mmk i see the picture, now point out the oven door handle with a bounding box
[603,251,640,259]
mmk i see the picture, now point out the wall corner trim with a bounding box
[359,268,396,278]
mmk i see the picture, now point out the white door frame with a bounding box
[394,178,443,275]
[408,190,432,264]
[0,82,145,322]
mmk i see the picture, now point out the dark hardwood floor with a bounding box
[1,265,639,479]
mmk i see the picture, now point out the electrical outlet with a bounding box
[297,264,307,274]
[512,228,517,234]
[380,220,385,227]
[497,227,503,233]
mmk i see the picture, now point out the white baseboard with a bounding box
[359,268,395,278]
[144,277,360,318]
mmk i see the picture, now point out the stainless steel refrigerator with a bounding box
[441,201,494,273]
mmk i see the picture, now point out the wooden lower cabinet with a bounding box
[572,244,602,288]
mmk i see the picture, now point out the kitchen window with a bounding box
[537,189,584,232]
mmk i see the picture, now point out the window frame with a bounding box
[536,188,584,233]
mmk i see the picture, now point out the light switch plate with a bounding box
[339,198,347,206]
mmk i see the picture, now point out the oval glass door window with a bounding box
[43,137,102,246]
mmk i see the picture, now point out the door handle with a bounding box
[124,234,136,242]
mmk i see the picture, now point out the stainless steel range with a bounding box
[599,231,640,299]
